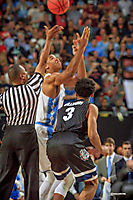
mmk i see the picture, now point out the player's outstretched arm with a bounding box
[35,25,64,76]
[64,32,89,87]
[87,104,109,156]
[54,27,90,86]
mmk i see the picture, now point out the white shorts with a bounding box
[35,125,51,172]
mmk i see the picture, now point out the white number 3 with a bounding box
[63,107,75,121]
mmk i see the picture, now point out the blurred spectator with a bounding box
[4,29,16,52]
[95,92,110,108]
[103,0,117,14]
[112,99,128,121]
[97,32,109,57]
[0,74,11,91]
[108,50,118,73]
[3,4,15,23]
[52,33,64,56]
[87,61,103,91]
[114,17,128,40]
[102,65,115,83]
[55,13,67,28]
[115,42,127,60]
[96,15,111,35]
[63,20,78,40]
[109,6,119,24]
[36,28,46,49]
[67,2,81,30]
[84,0,99,34]
[39,12,53,29]
[84,37,104,58]
[126,20,133,36]
[27,1,39,25]
[118,0,132,17]
[62,34,73,62]
[0,24,10,41]
[63,86,77,105]
[31,4,46,28]
[116,146,123,156]
[100,57,109,72]
[99,97,112,114]
[7,38,27,64]
[27,38,41,63]
[15,0,30,22]
[102,65,115,95]
[25,63,35,78]
[108,75,125,106]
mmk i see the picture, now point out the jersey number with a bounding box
[63,107,75,121]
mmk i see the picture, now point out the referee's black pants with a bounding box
[0,124,39,200]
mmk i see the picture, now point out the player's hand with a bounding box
[44,25,64,41]
[100,145,109,156]
[74,192,80,200]
[79,26,90,49]
[86,146,100,159]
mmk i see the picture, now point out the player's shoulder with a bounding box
[44,72,60,80]
[89,103,98,112]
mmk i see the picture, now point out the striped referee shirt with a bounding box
[0,73,43,126]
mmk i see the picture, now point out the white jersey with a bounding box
[35,73,65,140]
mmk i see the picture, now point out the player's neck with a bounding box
[77,96,90,101]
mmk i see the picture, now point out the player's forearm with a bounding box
[35,39,51,75]
[65,47,85,78]
[77,55,86,79]
[39,39,52,66]
[89,131,103,154]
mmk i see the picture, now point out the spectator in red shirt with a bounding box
[84,0,99,28]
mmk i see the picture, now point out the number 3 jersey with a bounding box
[55,99,91,140]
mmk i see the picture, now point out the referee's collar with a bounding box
[12,84,24,87]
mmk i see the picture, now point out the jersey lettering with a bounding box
[63,107,75,121]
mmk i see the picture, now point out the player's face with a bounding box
[122,144,132,158]
[46,54,62,72]
[105,143,115,155]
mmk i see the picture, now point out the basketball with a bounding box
[47,0,70,15]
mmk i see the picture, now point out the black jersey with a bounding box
[55,99,90,140]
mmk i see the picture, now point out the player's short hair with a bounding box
[104,137,115,145]
[75,78,95,98]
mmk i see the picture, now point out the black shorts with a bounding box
[47,132,97,182]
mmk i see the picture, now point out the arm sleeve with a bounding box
[27,73,44,96]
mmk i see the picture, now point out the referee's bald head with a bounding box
[8,64,26,83]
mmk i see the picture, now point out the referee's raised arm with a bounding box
[0,25,64,200]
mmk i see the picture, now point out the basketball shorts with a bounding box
[47,132,98,182]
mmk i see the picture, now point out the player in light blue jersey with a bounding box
[35,26,90,200]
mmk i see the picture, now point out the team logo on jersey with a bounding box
[80,149,90,161]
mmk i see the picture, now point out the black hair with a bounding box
[8,64,23,82]
[75,78,95,98]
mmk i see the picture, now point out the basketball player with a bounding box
[47,78,109,200]
[35,26,90,199]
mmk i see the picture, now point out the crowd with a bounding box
[0,0,133,200]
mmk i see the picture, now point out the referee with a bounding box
[0,25,63,200]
